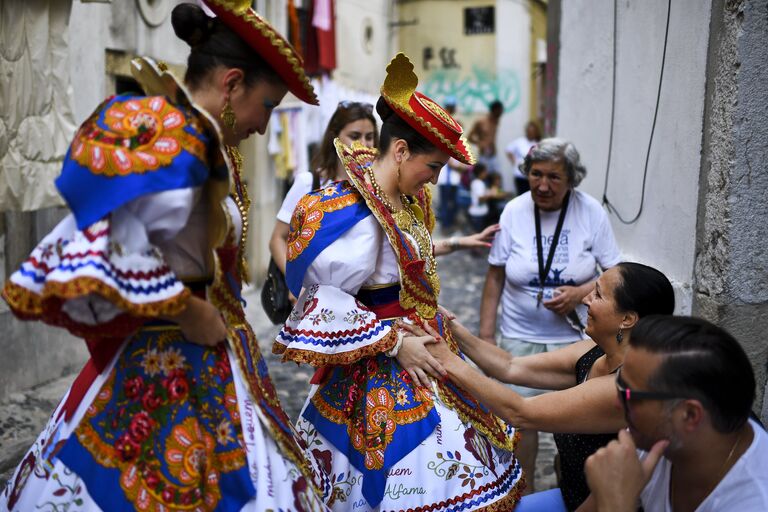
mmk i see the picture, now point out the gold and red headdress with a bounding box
[380,53,474,165]
[202,0,318,105]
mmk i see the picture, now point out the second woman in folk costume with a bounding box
[1,1,330,510]
[274,54,523,511]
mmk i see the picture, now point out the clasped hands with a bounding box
[394,306,459,388]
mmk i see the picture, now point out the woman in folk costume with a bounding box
[1,2,331,511]
[274,54,524,511]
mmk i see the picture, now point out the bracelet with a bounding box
[449,236,459,251]
[385,329,405,357]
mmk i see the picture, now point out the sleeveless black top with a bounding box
[552,345,619,511]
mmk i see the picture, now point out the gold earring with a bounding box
[221,98,237,132]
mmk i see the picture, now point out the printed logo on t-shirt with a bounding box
[528,229,575,298]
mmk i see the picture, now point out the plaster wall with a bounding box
[68,1,189,122]
[556,0,712,314]
[335,0,396,95]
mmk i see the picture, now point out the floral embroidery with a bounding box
[343,309,370,326]
[70,96,207,176]
[288,195,324,262]
[68,328,248,511]
[307,307,335,326]
[286,184,365,262]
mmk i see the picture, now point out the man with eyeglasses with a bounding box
[578,315,768,512]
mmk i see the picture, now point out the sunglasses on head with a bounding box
[615,367,686,408]
[337,100,374,113]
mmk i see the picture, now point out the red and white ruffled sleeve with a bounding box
[273,216,398,366]
[2,188,200,338]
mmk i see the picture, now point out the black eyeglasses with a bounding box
[337,101,374,113]
[616,367,686,408]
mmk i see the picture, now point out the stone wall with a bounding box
[694,0,768,422]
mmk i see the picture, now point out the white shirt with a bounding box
[437,163,462,186]
[506,137,537,178]
[640,420,768,512]
[469,178,489,216]
[488,190,621,343]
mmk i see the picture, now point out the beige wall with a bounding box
[397,0,497,122]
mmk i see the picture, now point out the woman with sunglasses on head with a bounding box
[273,54,523,511]
[269,101,378,284]
[1,2,331,510]
[411,262,675,511]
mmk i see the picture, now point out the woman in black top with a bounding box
[414,262,675,510]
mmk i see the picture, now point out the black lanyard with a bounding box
[534,190,571,307]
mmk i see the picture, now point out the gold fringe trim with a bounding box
[2,278,190,319]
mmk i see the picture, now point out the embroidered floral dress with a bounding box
[273,142,524,511]
[0,60,329,512]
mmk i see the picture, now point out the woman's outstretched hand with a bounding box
[395,321,446,387]
[459,224,500,249]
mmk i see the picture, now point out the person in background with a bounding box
[0,1,330,510]
[468,162,491,233]
[468,99,504,172]
[269,101,378,280]
[506,120,542,195]
[580,316,768,512]
[479,137,622,493]
[486,171,511,225]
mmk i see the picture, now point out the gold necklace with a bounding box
[366,166,402,213]
[225,145,251,283]
[669,429,744,508]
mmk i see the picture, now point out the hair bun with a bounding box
[376,97,396,122]
[172,3,214,47]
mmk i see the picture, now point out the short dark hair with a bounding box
[473,163,488,178]
[172,3,282,91]
[311,103,379,177]
[375,97,436,156]
[490,100,503,112]
[614,262,675,318]
[630,315,755,433]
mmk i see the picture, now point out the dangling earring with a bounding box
[221,97,237,133]
[396,163,402,192]
[616,327,624,343]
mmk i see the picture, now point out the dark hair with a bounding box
[172,3,282,91]
[473,163,488,178]
[311,103,379,178]
[613,262,675,317]
[375,97,436,156]
[490,100,503,112]
[525,121,542,141]
[630,315,755,433]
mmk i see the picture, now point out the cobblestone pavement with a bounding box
[0,248,557,492]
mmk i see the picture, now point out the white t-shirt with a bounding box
[469,178,489,216]
[488,190,621,343]
[437,163,462,186]
[276,171,331,223]
[506,137,537,178]
[640,419,768,512]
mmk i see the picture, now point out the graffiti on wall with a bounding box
[421,66,521,114]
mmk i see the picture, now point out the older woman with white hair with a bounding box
[478,137,622,492]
